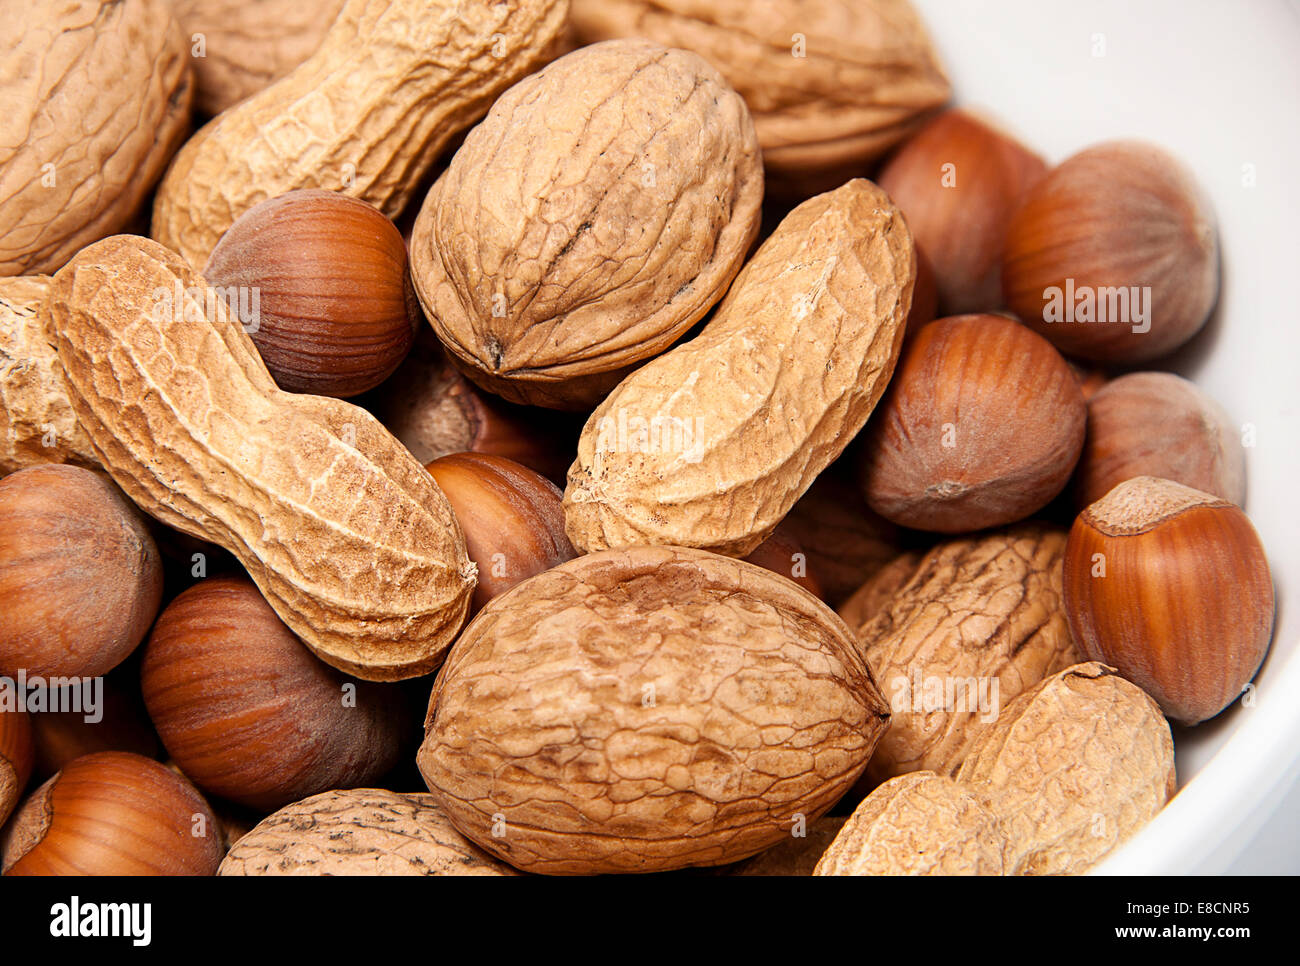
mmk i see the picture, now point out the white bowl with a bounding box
[910,0,1300,873]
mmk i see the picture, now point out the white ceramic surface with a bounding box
[909,0,1300,873]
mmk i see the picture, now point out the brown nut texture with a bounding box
[569,0,951,191]
[418,545,890,875]
[819,663,1175,875]
[859,314,1087,533]
[1063,476,1274,725]
[722,816,847,876]
[219,788,518,876]
[152,0,570,268]
[170,0,346,115]
[140,577,409,810]
[815,771,1010,876]
[45,235,475,681]
[1,751,224,875]
[204,189,416,397]
[741,525,823,599]
[372,337,578,482]
[28,670,163,781]
[0,0,193,276]
[1002,141,1219,364]
[0,465,163,679]
[564,179,914,557]
[851,524,1081,784]
[1075,371,1245,509]
[0,276,98,473]
[836,550,924,633]
[781,474,902,607]
[877,109,1047,314]
[411,39,763,409]
[954,663,1176,875]
[1,704,34,828]
[425,453,576,613]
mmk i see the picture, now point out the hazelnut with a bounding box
[1002,141,1219,363]
[1063,477,1274,724]
[424,453,575,612]
[139,576,409,810]
[204,188,417,397]
[1,751,224,875]
[0,465,163,679]
[878,108,1047,314]
[1,704,33,828]
[1075,371,1245,509]
[742,524,824,598]
[374,335,580,483]
[858,314,1086,533]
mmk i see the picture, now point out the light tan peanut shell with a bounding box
[853,524,1081,784]
[955,662,1176,875]
[418,545,890,875]
[219,788,518,876]
[44,235,474,681]
[815,772,1011,876]
[152,0,570,268]
[0,0,193,276]
[1,276,97,474]
[569,0,951,188]
[410,39,764,410]
[170,0,346,115]
[564,178,913,557]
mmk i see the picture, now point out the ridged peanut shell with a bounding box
[0,0,192,275]
[418,545,890,875]
[219,789,518,876]
[569,0,950,191]
[0,276,97,473]
[955,663,1176,875]
[170,0,345,115]
[152,0,570,268]
[815,772,1010,876]
[564,179,913,557]
[853,524,1081,784]
[44,235,474,681]
[411,39,763,409]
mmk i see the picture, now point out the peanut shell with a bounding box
[564,179,913,557]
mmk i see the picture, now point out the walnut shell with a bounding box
[569,0,951,195]
[564,179,912,557]
[410,39,764,409]
[219,789,518,876]
[418,545,890,875]
[170,0,346,115]
[0,0,192,275]
[851,524,1082,784]
[1,276,98,474]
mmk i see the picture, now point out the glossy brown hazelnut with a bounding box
[878,109,1047,314]
[375,335,580,484]
[859,314,1086,532]
[1075,371,1245,509]
[204,188,416,397]
[0,465,163,679]
[1,751,224,875]
[1002,141,1219,363]
[1063,477,1274,724]
[742,525,823,598]
[425,453,575,612]
[139,576,408,810]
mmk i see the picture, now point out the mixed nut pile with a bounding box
[0,0,1276,877]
